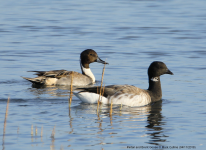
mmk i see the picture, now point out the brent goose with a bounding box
[74,61,173,106]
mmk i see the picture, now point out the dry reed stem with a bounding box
[98,61,107,108]
[69,114,73,129]
[41,126,43,137]
[51,126,56,138]
[109,103,113,126]
[35,126,38,135]
[96,86,99,112]
[101,84,105,101]
[109,99,113,117]
[3,97,10,130]
[69,71,73,105]
[31,125,33,135]
[3,97,10,150]
[120,103,122,111]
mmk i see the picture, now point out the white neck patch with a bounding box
[151,77,159,82]
[81,65,95,83]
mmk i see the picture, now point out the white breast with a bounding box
[74,92,108,104]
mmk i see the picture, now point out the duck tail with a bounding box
[22,76,45,85]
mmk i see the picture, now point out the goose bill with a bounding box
[166,69,173,75]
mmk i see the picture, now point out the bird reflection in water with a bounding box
[28,84,167,146]
[72,100,167,146]
[145,101,167,145]
[28,84,72,98]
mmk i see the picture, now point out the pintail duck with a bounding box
[74,61,173,107]
[22,49,108,86]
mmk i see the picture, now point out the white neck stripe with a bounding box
[151,77,159,82]
[81,65,95,83]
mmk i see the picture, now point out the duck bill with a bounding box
[96,57,108,64]
[166,69,173,75]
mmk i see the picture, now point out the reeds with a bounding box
[109,99,113,117]
[31,125,33,135]
[35,126,38,135]
[41,126,43,137]
[2,96,67,149]
[97,61,107,110]
[3,97,10,132]
[50,126,55,150]
[51,126,56,138]
[30,125,56,139]
[69,71,73,106]
[109,99,113,126]
[3,97,10,150]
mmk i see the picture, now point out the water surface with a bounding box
[0,0,206,149]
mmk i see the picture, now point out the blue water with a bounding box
[1,0,206,149]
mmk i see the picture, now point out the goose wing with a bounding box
[77,85,146,97]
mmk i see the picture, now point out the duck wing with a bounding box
[28,70,71,78]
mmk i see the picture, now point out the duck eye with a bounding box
[90,54,93,56]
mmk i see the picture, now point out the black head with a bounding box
[80,49,108,68]
[148,61,173,78]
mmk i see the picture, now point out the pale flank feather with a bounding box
[109,92,151,107]
[74,85,152,107]
[45,78,58,85]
